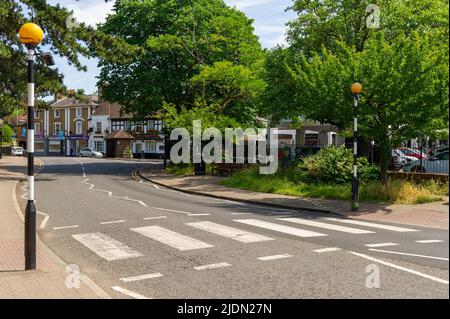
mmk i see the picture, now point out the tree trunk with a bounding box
[379,138,391,184]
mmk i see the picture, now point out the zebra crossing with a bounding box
[70,216,423,262]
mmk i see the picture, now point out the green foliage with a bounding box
[0,0,140,117]
[219,166,447,205]
[262,0,449,181]
[1,124,14,143]
[122,146,132,159]
[299,146,379,183]
[98,0,265,125]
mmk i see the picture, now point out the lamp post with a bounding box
[19,22,44,270]
[351,82,363,211]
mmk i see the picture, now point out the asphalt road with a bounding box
[18,156,449,299]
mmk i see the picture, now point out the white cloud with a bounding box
[226,0,272,9]
[49,0,114,27]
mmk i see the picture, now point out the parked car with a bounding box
[78,148,103,158]
[11,147,24,156]
[392,149,417,168]
[403,151,449,174]
[429,146,449,157]
[397,147,428,159]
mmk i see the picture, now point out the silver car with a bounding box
[11,147,24,156]
[78,148,103,158]
[403,151,449,174]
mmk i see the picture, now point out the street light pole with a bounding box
[351,83,363,212]
[19,23,44,270]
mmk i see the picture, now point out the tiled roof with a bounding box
[50,96,99,108]
[105,130,134,140]
[91,101,133,118]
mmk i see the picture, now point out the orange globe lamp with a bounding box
[351,82,363,95]
[18,23,44,46]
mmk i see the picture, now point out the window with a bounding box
[76,121,83,135]
[54,109,60,118]
[34,110,39,119]
[135,124,143,133]
[53,123,61,136]
[75,107,83,118]
[146,140,156,153]
[96,122,102,133]
[34,123,40,133]
[148,120,163,132]
[94,141,105,152]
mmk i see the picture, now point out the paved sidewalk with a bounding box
[139,168,449,230]
[0,156,110,299]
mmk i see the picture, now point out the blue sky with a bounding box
[45,0,297,94]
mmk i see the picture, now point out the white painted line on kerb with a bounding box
[365,243,399,248]
[111,286,150,299]
[234,219,327,238]
[119,273,163,282]
[72,233,143,261]
[325,218,419,232]
[257,254,293,261]
[100,220,126,225]
[53,225,79,230]
[144,216,167,220]
[416,240,444,244]
[187,221,274,243]
[279,218,374,234]
[314,247,341,253]
[131,226,214,251]
[194,262,231,271]
[350,251,449,285]
[368,249,449,261]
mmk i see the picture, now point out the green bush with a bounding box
[299,146,379,183]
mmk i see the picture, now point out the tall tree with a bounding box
[262,0,449,182]
[0,0,140,117]
[97,0,264,125]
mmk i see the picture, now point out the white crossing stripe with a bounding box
[119,273,163,282]
[234,219,327,238]
[279,218,374,234]
[416,240,444,244]
[144,216,167,220]
[72,233,143,261]
[257,254,293,261]
[325,218,419,232]
[130,226,213,251]
[314,247,341,253]
[194,262,231,271]
[53,225,79,230]
[100,220,126,225]
[186,221,274,243]
[365,242,398,248]
[111,286,151,299]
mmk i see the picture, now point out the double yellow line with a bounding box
[131,169,141,181]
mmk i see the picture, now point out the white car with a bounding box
[403,151,449,174]
[392,149,417,166]
[11,147,24,156]
[78,148,103,158]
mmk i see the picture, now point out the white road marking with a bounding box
[144,216,167,220]
[368,249,449,261]
[416,240,444,244]
[350,251,449,285]
[194,262,231,271]
[72,233,143,261]
[325,218,419,232]
[234,219,327,238]
[231,213,253,215]
[131,226,214,251]
[186,221,274,243]
[111,286,150,299]
[365,243,399,248]
[257,254,293,261]
[313,247,341,253]
[53,225,79,230]
[119,273,163,282]
[37,211,50,229]
[151,207,210,216]
[100,220,126,225]
[279,218,374,234]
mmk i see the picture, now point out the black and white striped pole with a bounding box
[351,82,363,212]
[19,23,44,270]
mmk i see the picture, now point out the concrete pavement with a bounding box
[20,156,449,298]
[138,168,449,230]
[0,156,110,299]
